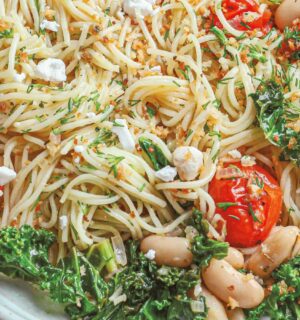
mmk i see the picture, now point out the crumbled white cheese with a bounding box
[112,119,135,152]
[73,156,80,164]
[155,166,177,182]
[0,166,17,186]
[248,183,262,198]
[173,146,203,181]
[40,19,60,32]
[0,190,3,197]
[36,58,66,82]
[193,283,202,297]
[13,72,26,83]
[218,57,230,71]
[74,145,85,153]
[86,112,96,118]
[228,149,242,159]
[241,155,256,166]
[59,215,68,230]
[123,0,159,19]
[144,249,156,260]
[150,65,161,72]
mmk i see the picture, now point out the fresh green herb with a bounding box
[0,28,14,39]
[239,21,251,30]
[164,29,170,41]
[211,26,228,46]
[217,77,234,85]
[248,203,261,223]
[146,105,157,118]
[138,183,146,192]
[216,202,238,210]
[248,45,267,63]
[138,137,169,171]
[172,80,181,87]
[228,215,240,220]
[185,129,193,141]
[251,79,300,166]
[89,128,116,147]
[128,99,141,107]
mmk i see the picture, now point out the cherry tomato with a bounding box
[209,162,282,248]
[212,0,272,33]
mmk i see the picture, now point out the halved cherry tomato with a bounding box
[212,0,272,33]
[209,162,282,248]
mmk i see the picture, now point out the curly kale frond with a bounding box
[246,255,300,320]
[190,209,229,267]
[0,225,55,280]
[251,79,300,166]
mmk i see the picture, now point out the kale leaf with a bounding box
[251,79,300,166]
[190,209,229,267]
[246,255,300,320]
[0,225,54,280]
[138,137,169,170]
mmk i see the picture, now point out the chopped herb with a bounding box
[217,202,238,210]
[211,26,228,46]
[138,183,146,192]
[248,203,261,223]
[128,99,141,107]
[0,28,14,39]
[164,29,170,41]
[228,215,240,221]
[146,105,156,118]
[172,80,181,87]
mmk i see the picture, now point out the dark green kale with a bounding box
[0,226,109,319]
[251,79,300,166]
[190,209,229,267]
[246,255,300,320]
[138,137,169,170]
[95,240,207,320]
[0,226,208,320]
[0,225,54,280]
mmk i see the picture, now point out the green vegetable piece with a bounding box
[87,239,118,274]
[138,137,169,171]
[251,80,300,166]
[190,209,229,267]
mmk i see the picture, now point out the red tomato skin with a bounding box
[212,0,272,33]
[209,163,282,248]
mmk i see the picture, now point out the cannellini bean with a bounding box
[275,0,300,30]
[173,146,203,181]
[226,308,246,320]
[247,226,299,277]
[140,235,193,267]
[202,259,264,309]
[225,247,244,269]
[202,287,228,320]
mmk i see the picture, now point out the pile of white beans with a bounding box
[141,226,300,319]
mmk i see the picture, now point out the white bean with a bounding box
[226,308,246,320]
[202,287,228,320]
[275,0,300,30]
[224,247,244,269]
[202,259,264,309]
[247,226,299,278]
[140,235,193,267]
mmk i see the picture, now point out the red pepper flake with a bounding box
[130,211,135,218]
[274,135,279,142]
[148,147,154,153]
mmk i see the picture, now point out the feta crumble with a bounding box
[74,145,85,153]
[155,166,177,182]
[144,249,156,260]
[86,112,96,119]
[150,65,161,72]
[112,119,135,152]
[13,72,26,83]
[123,0,159,19]
[40,19,60,32]
[0,166,17,186]
[36,58,66,82]
[228,149,242,159]
[241,155,256,167]
[59,215,68,230]
[173,146,203,181]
